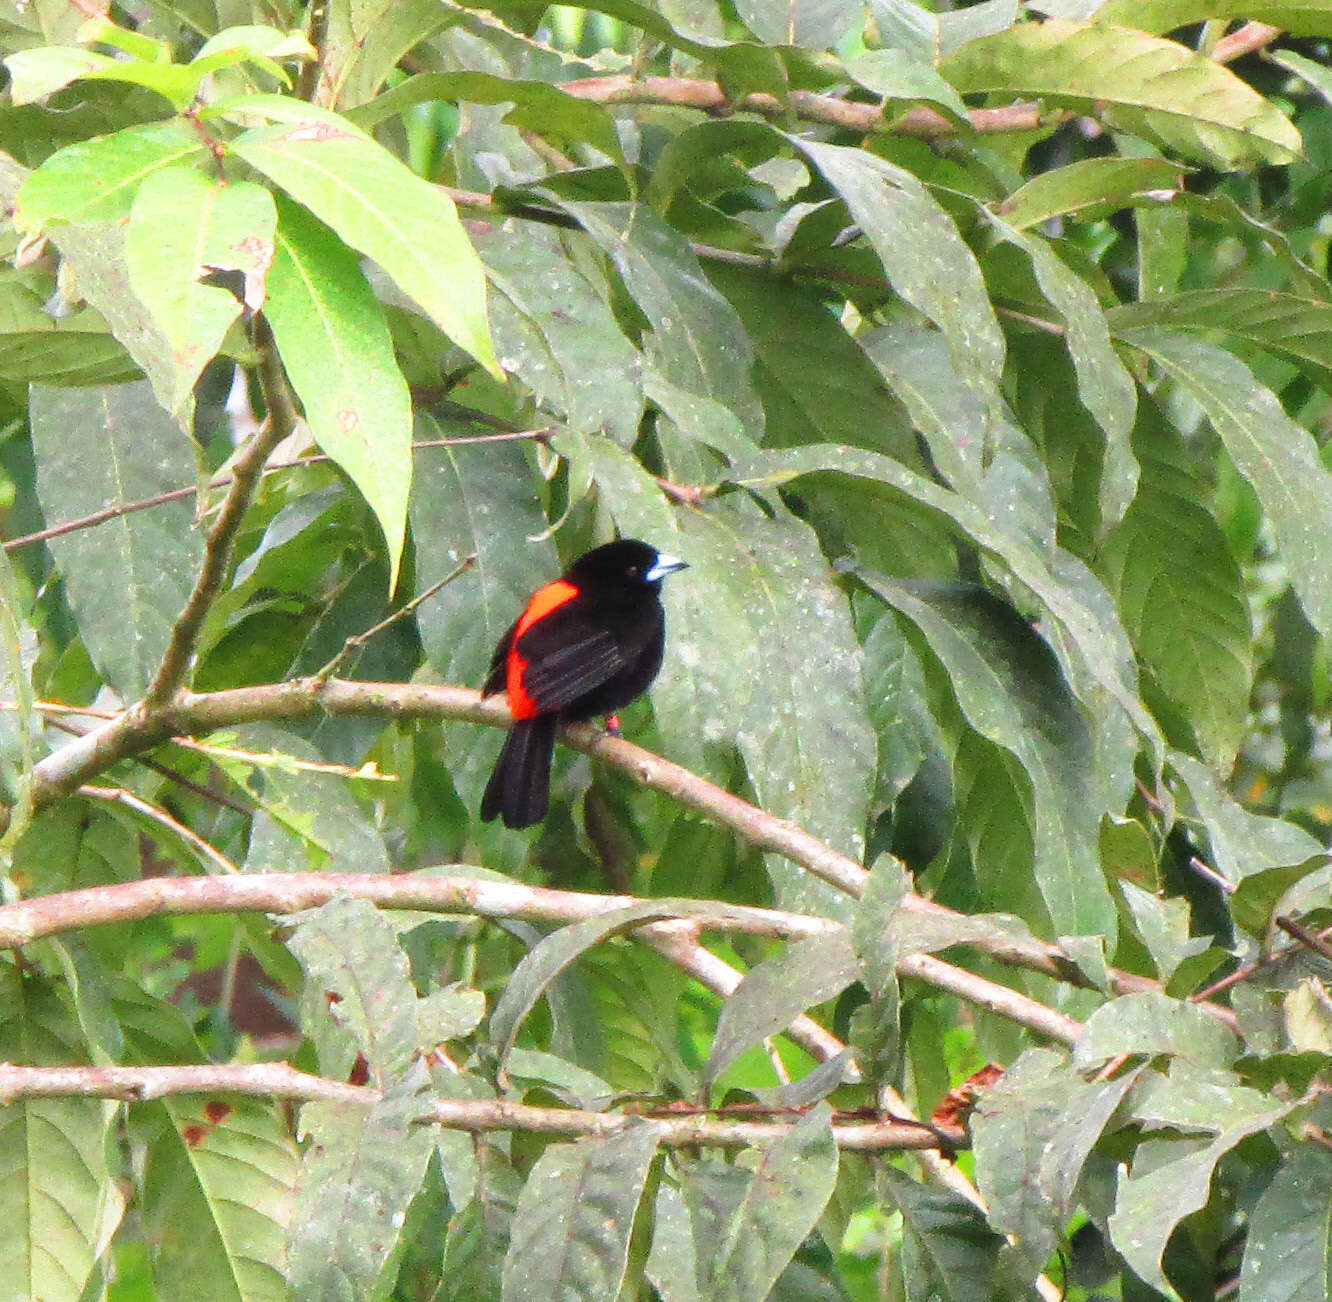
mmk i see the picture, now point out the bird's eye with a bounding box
[627,565,639,576]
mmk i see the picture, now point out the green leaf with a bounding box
[125,168,275,414]
[286,1073,434,1300]
[864,577,1114,942]
[287,894,419,1086]
[263,196,411,589]
[229,113,496,376]
[4,44,201,107]
[500,1124,661,1302]
[708,262,917,462]
[994,156,1187,230]
[941,19,1301,168]
[136,1093,297,1302]
[1119,882,1216,989]
[28,381,204,698]
[703,933,858,1087]
[1108,1105,1292,1299]
[477,223,644,444]
[1240,1144,1332,1301]
[1111,289,1332,395]
[879,1166,1003,1302]
[1122,329,1332,639]
[541,198,764,442]
[1044,0,1332,39]
[987,216,1138,525]
[684,1105,839,1302]
[845,48,969,120]
[1098,400,1252,770]
[729,444,1159,757]
[735,0,860,45]
[792,138,1006,406]
[410,418,557,689]
[15,121,205,230]
[0,971,122,1301]
[1073,992,1239,1069]
[347,71,623,164]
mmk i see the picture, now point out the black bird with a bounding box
[480,539,687,829]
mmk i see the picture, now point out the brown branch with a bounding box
[0,871,838,950]
[141,319,294,709]
[1275,915,1332,964]
[560,74,1043,140]
[16,681,1185,999]
[0,1063,963,1149]
[1215,21,1283,62]
[78,786,240,876]
[1194,922,1332,1002]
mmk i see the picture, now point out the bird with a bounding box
[479,539,688,830]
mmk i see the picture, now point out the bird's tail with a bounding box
[480,715,558,829]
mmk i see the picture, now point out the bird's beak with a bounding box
[647,553,689,582]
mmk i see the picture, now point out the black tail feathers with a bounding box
[480,715,558,829]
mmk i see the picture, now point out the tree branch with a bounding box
[0,1062,964,1149]
[140,318,294,709]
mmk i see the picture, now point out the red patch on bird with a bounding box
[204,1101,231,1124]
[182,1125,208,1147]
[507,579,577,719]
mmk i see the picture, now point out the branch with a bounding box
[1216,21,1283,62]
[140,318,294,708]
[560,74,1043,139]
[0,871,838,949]
[24,678,1222,1029]
[0,1063,964,1149]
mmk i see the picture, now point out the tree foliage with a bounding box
[0,0,1329,1296]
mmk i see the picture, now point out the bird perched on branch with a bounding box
[480,539,688,829]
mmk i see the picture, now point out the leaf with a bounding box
[136,1095,298,1302]
[1111,289,1332,394]
[1239,1144,1332,1302]
[286,1073,434,1301]
[735,0,860,45]
[1119,882,1215,988]
[4,44,202,107]
[868,0,1020,62]
[880,1166,1003,1302]
[729,444,1160,757]
[1073,992,1239,1070]
[15,121,205,230]
[410,418,558,689]
[263,196,411,589]
[540,198,764,442]
[1098,399,1253,770]
[864,577,1114,942]
[347,71,623,164]
[1116,330,1332,639]
[792,138,1006,406]
[499,1124,661,1302]
[1042,0,1332,38]
[707,262,917,462]
[994,156,1187,230]
[477,223,643,444]
[703,933,859,1087]
[845,48,969,120]
[987,216,1139,524]
[287,894,419,1086]
[0,971,122,1301]
[684,1105,839,1302]
[46,220,189,418]
[125,168,275,414]
[487,899,757,1072]
[219,723,391,876]
[28,381,204,698]
[229,114,496,376]
[1109,1105,1292,1300]
[941,19,1301,168]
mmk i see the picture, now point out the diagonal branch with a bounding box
[139,318,297,710]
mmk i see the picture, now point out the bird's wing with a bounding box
[514,606,629,710]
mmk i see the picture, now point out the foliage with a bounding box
[0,0,1330,1297]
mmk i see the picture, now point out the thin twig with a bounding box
[79,786,240,875]
[314,553,477,682]
[0,1062,963,1149]
[1188,854,1237,895]
[1275,915,1332,963]
[1194,922,1332,1002]
[1216,21,1284,62]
